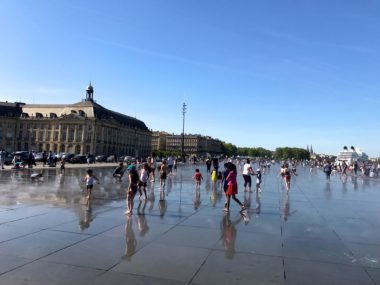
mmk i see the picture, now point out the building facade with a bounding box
[0,102,24,152]
[151,131,169,152]
[0,84,152,157]
[163,133,221,156]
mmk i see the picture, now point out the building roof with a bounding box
[22,100,148,130]
[0,101,24,117]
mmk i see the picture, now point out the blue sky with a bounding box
[1,0,379,156]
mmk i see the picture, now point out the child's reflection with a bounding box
[220,213,243,259]
[137,200,149,237]
[281,193,296,221]
[194,187,201,210]
[79,206,93,231]
[124,215,137,260]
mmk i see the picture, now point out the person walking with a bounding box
[193,168,203,188]
[224,163,245,212]
[242,159,254,192]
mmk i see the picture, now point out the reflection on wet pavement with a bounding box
[1,164,380,284]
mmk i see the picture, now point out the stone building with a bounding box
[0,84,152,157]
[163,133,221,156]
[0,102,24,152]
[151,131,169,152]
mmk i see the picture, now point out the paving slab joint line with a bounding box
[0,258,36,277]
[0,228,45,245]
[105,221,180,272]
[186,249,213,285]
[0,212,49,226]
[364,268,379,285]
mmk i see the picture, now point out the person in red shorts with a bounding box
[193,168,203,188]
[224,163,245,212]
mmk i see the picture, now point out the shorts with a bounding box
[86,184,94,190]
[139,181,147,187]
[284,175,291,182]
[129,184,138,193]
[223,184,228,192]
[160,172,167,179]
[226,184,238,195]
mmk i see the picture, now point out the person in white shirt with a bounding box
[242,159,255,192]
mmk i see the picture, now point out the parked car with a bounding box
[34,152,44,162]
[95,155,107,162]
[106,155,116,163]
[56,152,67,161]
[70,154,87,164]
[3,152,14,165]
[12,151,29,163]
[123,156,133,163]
[86,154,96,164]
[63,153,75,162]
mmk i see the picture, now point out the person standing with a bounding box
[0,148,6,169]
[60,158,66,175]
[242,159,254,192]
[212,156,219,173]
[353,161,358,176]
[149,156,157,182]
[138,163,149,200]
[83,169,99,206]
[206,158,212,174]
[159,160,168,189]
[323,161,332,181]
[283,164,291,191]
[167,156,174,175]
[256,169,262,193]
[126,165,139,215]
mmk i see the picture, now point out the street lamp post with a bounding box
[181,102,187,161]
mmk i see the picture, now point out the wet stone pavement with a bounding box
[0,164,380,285]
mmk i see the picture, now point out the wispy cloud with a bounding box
[87,37,265,79]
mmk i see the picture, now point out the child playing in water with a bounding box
[256,169,262,193]
[83,169,99,205]
[211,168,218,186]
[126,165,139,215]
[217,171,223,190]
[138,163,149,200]
[193,168,203,188]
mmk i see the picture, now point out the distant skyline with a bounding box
[1,1,379,156]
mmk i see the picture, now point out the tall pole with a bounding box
[182,102,187,161]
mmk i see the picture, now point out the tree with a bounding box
[274,147,310,160]
[221,142,238,156]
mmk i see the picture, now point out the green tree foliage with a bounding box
[221,142,238,156]
[237,147,273,158]
[273,147,310,160]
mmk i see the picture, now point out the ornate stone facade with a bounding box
[0,84,151,157]
[155,132,221,156]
